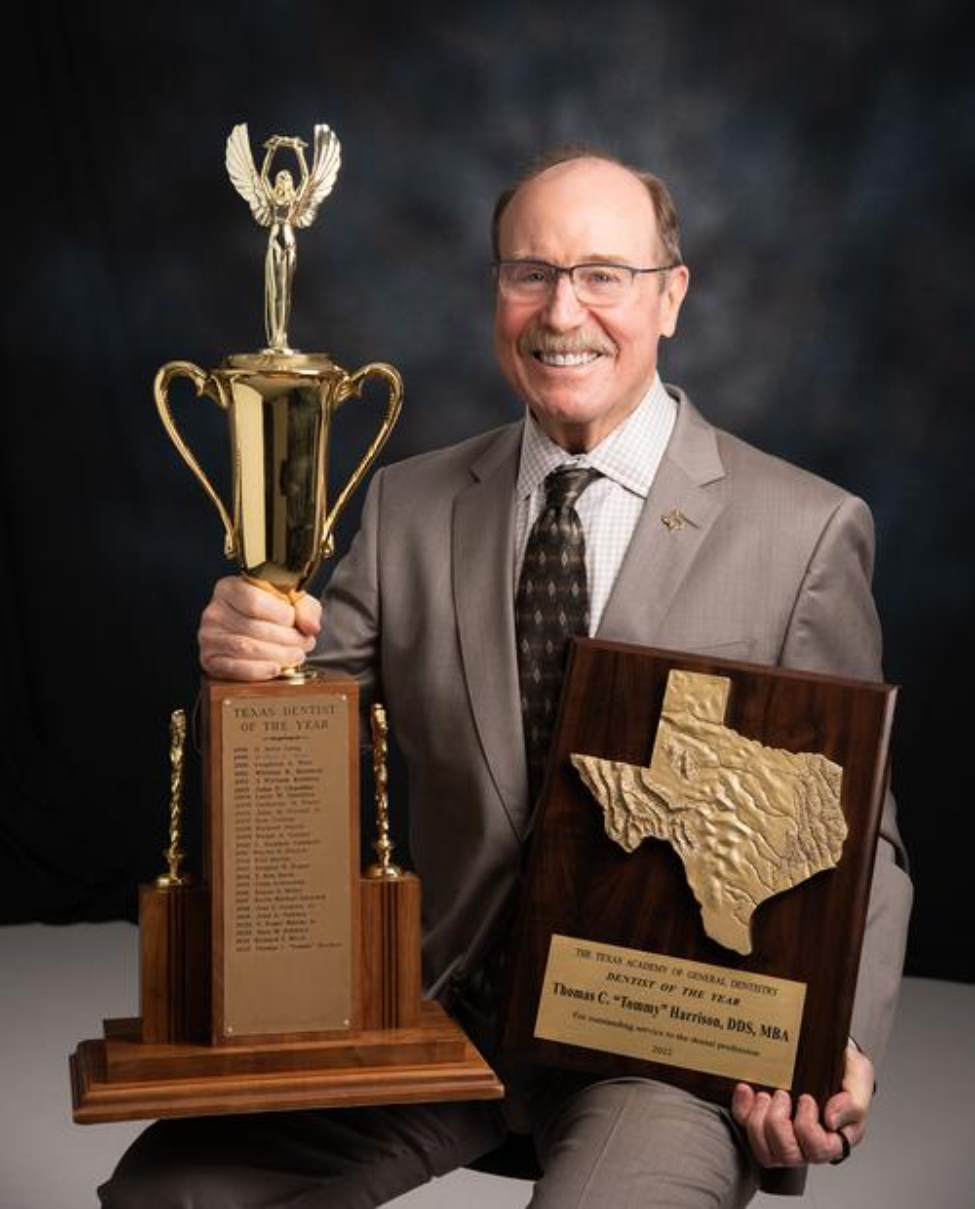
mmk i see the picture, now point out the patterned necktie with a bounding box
[515,465,601,804]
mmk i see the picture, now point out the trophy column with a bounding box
[139,709,209,1045]
[359,705,421,1031]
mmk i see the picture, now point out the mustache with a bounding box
[517,325,617,358]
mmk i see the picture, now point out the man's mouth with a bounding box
[519,326,616,368]
[533,350,602,368]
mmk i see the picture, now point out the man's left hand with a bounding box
[731,1042,874,1167]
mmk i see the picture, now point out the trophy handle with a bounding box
[154,361,237,559]
[322,362,403,557]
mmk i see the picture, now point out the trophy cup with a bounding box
[70,124,501,1121]
[155,123,401,612]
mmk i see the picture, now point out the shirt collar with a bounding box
[516,374,677,500]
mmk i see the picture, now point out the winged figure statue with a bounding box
[226,123,342,353]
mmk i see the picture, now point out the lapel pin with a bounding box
[661,509,688,532]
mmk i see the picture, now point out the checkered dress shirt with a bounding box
[514,375,677,633]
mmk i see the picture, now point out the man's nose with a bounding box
[540,272,588,328]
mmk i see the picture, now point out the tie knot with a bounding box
[544,465,601,510]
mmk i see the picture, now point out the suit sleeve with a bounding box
[309,469,384,699]
[779,493,912,1069]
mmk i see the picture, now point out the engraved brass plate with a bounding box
[221,692,353,1036]
[535,934,806,1090]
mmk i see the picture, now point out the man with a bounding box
[102,150,911,1207]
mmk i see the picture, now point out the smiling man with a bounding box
[101,149,911,1208]
[492,156,688,452]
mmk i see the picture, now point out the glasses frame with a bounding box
[494,258,682,304]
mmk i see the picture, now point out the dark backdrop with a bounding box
[4,0,973,982]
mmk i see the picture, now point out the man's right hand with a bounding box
[198,576,322,682]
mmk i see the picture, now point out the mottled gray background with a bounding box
[4,0,973,982]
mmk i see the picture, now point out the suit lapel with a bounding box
[453,424,530,839]
[451,398,726,834]
[598,393,727,642]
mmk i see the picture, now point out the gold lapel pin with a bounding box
[661,509,688,532]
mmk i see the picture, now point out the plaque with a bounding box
[501,639,896,1109]
[70,122,501,1122]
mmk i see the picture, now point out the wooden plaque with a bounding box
[501,639,896,1109]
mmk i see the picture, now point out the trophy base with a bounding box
[70,1000,503,1124]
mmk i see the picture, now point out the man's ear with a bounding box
[661,265,690,339]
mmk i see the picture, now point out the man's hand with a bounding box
[731,1043,874,1167]
[198,576,322,682]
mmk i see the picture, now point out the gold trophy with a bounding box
[155,123,402,617]
[70,124,500,1123]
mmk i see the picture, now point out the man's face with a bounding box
[493,158,689,452]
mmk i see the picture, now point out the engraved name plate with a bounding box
[208,680,359,1041]
[535,935,806,1090]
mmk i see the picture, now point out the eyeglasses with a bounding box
[494,258,680,305]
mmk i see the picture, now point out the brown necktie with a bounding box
[515,465,601,804]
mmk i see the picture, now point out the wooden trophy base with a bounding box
[71,870,502,1124]
[71,1000,501,1124]
[70,681,503,1124]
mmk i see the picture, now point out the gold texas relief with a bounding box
[572,670,846,955]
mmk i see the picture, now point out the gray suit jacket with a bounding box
[315,389,911,1076]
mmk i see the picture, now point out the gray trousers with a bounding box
[98,1076,758,1208]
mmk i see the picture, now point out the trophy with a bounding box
[70,124,501,1121]
[155,123,401,612]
